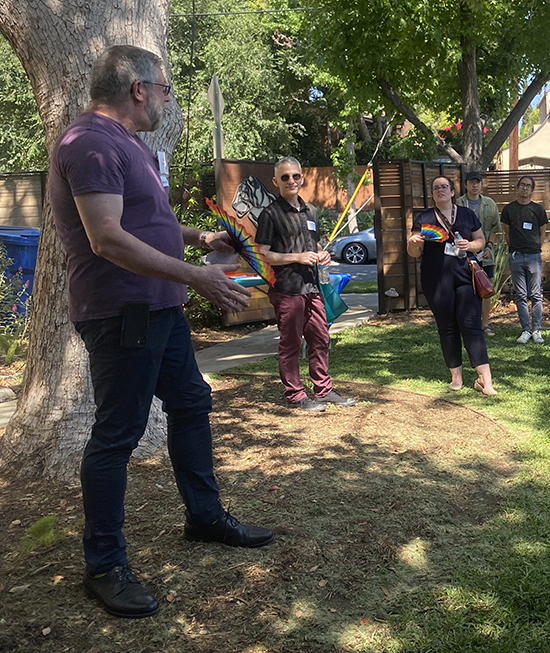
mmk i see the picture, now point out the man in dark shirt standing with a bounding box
[501,175,548,344]
[49,45,273,619]
[255,156,355,411]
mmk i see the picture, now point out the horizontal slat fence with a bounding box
[374,162,550,313]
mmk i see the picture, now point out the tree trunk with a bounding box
[0,1,184,482]
[358,114,371,144]
[457,42,483,170]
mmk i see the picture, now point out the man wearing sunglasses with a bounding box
[49,45,273,619]
[501,176,547,344]
[255,156,356,411]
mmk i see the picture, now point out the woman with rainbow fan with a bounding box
[407,176,497,395]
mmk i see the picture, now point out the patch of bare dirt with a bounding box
[0,373,518,653]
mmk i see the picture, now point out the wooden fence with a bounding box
[0,172,46,227]
[374,162,550,313]
[213,159,374,214]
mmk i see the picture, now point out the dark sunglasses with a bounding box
[142,81,172,96]
[280,173,302,182]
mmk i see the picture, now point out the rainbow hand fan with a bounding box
[421,224,449,241]
[206,198,276,286]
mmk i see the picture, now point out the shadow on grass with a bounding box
[325,321,550,438]
[2,316,550,652]
[0,372,536,653]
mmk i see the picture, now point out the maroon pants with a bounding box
[268,289,333,402]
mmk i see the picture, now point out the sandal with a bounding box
[474,378,498,396]
[483,326,495,337]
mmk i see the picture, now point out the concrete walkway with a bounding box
[195,293,378,375]
[0,293,378,427]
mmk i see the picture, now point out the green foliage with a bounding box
[0,35,47,171]
[0,243,30,361]
[491,237,511,308]
[389,126,438,161]
[319,208,374,240]
[330,131,359,189]
[19,515,60,553]
[308,0,550,165]
[18,513,83,554]
[520,106,540,141]
[172,200,224,327]
[168,0,332,173]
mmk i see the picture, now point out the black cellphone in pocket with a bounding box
[120,302,150,348]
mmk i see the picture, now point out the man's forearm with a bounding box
[263,250,309,265]
[181,225,204,248]
[92,225,204,286]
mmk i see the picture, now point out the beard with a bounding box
[145,96,164,131]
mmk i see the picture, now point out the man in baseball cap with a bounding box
[456,171,501,336]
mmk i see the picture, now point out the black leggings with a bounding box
[422,264,489,369]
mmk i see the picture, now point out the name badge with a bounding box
[444,242,460,257]
[307,220,316,231]
[157,151,170,188]
[523,222,533,230]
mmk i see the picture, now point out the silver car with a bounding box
[327,227,377,265]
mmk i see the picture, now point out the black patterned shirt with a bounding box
[256,195,320,295]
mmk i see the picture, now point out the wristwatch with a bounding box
[199,232,212,249]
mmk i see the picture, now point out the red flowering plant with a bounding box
[438,121,490,153]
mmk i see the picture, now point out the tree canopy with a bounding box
[0,36,46,171]
[308,0,550,168]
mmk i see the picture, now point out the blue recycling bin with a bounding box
[0,226,40,312]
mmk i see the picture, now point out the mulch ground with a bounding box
[0,313,520,653]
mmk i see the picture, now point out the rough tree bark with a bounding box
[0,1,184,482]
[457,42,483,170]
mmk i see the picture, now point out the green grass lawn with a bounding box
[341,280,378,294]
[236,318,550,652]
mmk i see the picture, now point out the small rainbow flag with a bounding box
[421,224,448,242]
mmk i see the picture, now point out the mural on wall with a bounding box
[231,175,277,227]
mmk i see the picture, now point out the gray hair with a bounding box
[90,45,163,105]
[274,156,302,173]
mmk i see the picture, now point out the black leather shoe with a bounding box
[287,397,326,412]
[184,512,274,548]
[83,565,160,618]
[316,390,356,406]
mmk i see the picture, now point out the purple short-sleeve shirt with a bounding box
[50,112,187,321]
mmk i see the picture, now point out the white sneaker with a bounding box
[532,330,544,344]
[517,330,532,344]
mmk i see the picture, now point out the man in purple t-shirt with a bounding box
[49,45,273,619]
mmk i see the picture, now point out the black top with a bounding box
[500,201,548,254]
[256,195,320,295]
[412,205,482,282]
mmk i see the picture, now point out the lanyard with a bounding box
[434,205,457,241]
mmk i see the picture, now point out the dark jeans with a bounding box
[268,289,333,402]
[75,306,223,575]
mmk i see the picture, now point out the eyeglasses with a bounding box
[142,81,172,95]
[280,173,302,182]
[519,183,533,189]
[432,184,450,191]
